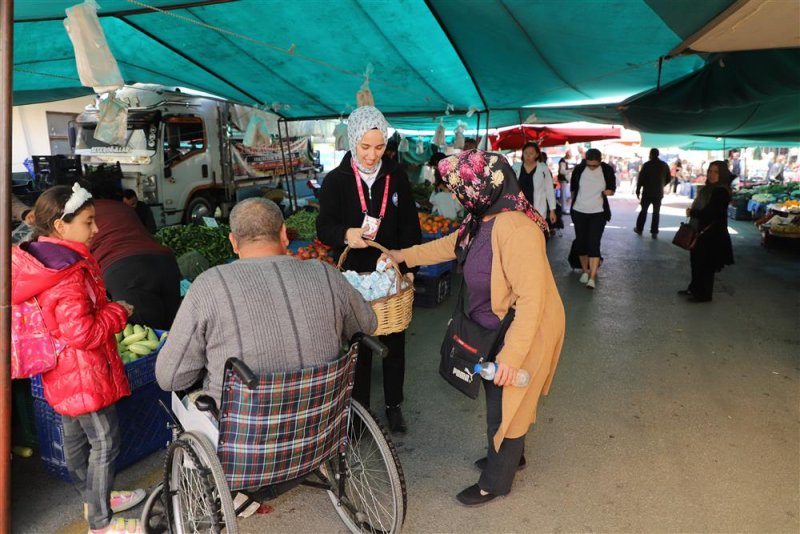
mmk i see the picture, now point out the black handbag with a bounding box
[439,280,515,399]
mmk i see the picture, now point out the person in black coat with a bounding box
[570,148,616,289]
[316,106,421,433]
[678,161,734,302]
[635,148,670,237]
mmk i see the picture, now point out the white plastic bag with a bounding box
[398,135,409,153]
[334,121,348,151]
[356,64,375,107]
[454,122,465,149]
[416,139,425,155]
[433,120,446,147]
[63,1,124,94]
[243,113,271,147]
[93,94,128,145]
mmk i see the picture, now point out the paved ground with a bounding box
[12,187,800,533]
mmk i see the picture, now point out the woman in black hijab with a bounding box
[678,161,734,302]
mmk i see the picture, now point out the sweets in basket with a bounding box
[337,241,414,336]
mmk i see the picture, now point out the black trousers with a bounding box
[352,331,405,408]
[688,248,715,300]
[103,254,182,330]
[478,380,525,495]
[571,210,606,258]
[636,195,663,234]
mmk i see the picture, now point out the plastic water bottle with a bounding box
[474,362,530,387]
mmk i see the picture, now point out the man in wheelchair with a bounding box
[156,197,377,405]
[150,198,407,533]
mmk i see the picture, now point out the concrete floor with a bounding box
[12,188,800,533]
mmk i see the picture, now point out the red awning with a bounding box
[491,125,622,150]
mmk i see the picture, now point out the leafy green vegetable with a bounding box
[155,224,233,267]
[285,210,318,240]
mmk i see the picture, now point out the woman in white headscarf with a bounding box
[316,106,421,433]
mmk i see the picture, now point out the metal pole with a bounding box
[284,120,299,213]
[0,0,14,530]
[276,118,293,212]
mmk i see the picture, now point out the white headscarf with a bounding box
[347,106,389,176]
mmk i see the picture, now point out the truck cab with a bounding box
[74,87,228,226]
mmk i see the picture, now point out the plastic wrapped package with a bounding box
[63,1,124,94]
[398,135,409,153]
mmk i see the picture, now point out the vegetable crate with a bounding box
[417,260,456,278]
[727,205,751,221]
[31,330,171,480]
[413,272,452,308]
[34,382,170,481]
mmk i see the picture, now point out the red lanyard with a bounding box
[352,160,391,218]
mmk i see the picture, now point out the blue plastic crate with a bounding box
[417,260,455,278]
[288,240,313,253]
[31,329,167,401]
[35,381,171,481]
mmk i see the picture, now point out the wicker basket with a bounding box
[337,241,414,336]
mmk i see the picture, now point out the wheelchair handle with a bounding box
[351,333,389,359]
[224,358,259,389]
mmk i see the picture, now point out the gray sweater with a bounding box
[155,255,377,404]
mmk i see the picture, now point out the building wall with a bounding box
[11,96,96,173]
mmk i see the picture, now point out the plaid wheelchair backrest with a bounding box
[217,350,357,492]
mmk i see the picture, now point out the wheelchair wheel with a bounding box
[164,431,239,534]
[323,400,407,534]
[140,482,168,534]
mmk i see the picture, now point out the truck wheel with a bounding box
[185,195,216,224]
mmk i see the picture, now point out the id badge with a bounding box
[361,214,382,240]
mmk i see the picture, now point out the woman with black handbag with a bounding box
[385,150,565,506]
[678,161,734,302]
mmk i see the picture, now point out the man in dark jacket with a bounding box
[635,148,671,237]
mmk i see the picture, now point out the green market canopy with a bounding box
[10,0,800,141]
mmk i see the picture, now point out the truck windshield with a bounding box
[75,109,159,163]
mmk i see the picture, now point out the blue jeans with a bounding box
[62,404,121,530]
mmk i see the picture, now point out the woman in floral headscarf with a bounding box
[316,106,421,434]
[386,150,565,506]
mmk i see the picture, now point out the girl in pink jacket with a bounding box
[12,184,145,533]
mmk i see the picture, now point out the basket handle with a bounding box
[337,241,404,294]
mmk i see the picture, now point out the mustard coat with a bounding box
[403,211,565,451]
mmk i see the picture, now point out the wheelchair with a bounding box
[141,335,407,534]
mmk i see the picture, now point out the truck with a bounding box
[72,85,311,227]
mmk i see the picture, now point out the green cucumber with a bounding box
[128,343,153,356]
[122,332,147,345]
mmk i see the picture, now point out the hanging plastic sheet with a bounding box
[63,1,123,94]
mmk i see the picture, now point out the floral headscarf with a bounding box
[347,106,389,175]
[438,149,548,266]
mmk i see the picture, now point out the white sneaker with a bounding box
[586,279,596,289]
[579,272,589,284]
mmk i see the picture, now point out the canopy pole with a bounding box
[283,119,299,213]
[0,0,14,530]
[276,119,292,212]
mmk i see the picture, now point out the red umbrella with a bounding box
[491,125,622,150]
